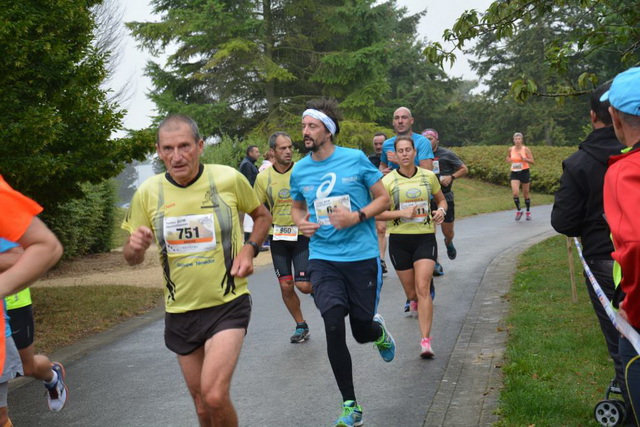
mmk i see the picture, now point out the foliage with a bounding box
[42,181,118,258]
[498,235,614,425]
[0,1,150,210]
[424,1,639,99]
[127,0,455,141]
[451,145,576,194]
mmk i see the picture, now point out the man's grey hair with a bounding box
[157,114,201,145]
[513,132,524,138]
[268,131,291,149]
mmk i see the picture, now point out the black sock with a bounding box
[323,306,355,402]
[513,197,521,211]
[525,198,531,211]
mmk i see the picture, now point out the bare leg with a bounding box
[510,180,521,199]
[18,345,53,382]
[395,269,417,301]
[414,259,436,338]
[280,279,304,324]
[441,222,455,245]
[376,221,387,260]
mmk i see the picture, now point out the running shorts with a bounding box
[270,235,310,282]
[389,233,438,271]
[7,305,35,350]
[510,169,531,183]
[0,336,23,389]
[430,200,455,223]
[164,294,252,356]
[308,258,381,320]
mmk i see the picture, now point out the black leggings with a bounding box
[323,305,382,402]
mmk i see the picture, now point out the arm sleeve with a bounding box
[253,172,267,204]
[289,169,304,201]
[235,170,261,214]
[121,186,153,234]
[551,163,585,237]
[417,136,434,161]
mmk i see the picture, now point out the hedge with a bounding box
[451,145,577,194]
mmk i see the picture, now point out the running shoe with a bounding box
[380,259,388,275]
[515,210,523,221]
[290,323,310,343]
[403,299,410,314]
[410,300,418,318]
[420,337,434,359]
[433,262,444,277]
[46,362,68,412]
[334,400,363,427]
[445,240,457,260]
[526,211,531,221]
[373,314,396,362]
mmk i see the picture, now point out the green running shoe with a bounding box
[334,400,363,427]
[373,313,396,362]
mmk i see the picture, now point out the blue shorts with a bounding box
[308,258,382,320]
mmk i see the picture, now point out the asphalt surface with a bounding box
[8,205,555,426]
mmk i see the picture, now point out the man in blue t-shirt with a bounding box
[379,107,434,172]
[290,98,395,427]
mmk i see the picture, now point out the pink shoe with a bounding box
[526,212,531,220]
[515,211,523,221]
[420,337,434,358]
[410,300,418,319]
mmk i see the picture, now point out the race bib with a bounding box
[432,160,440,174]
[399,201,430,223]
[511,162,523,172]
[314,195,352,226]
[273,225,298,241]
[164,214,216,254]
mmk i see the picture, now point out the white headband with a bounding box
[302,109,337,136]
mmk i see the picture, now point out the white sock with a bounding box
[44,370,58,386]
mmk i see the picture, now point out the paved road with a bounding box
[9,206,554,426]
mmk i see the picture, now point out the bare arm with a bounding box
[419,158,433,171]
[524,148,535,164]
[230,204,272,278]
[430,191,448,225]
[0,246,23,272]
[0,217,63,298]
[123,226,154,266]
[440,163,469,187]
[506,147,512,162]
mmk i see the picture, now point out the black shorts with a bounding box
[308,258,381,320]
[510,169,531,183]
[389,233,438,271]
[164,294,252,356]
[8,305,35,350]
[430,199,455,223]
[270,235,310,282]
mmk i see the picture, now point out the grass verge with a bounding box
[32,286,162,355]
[496,235,616,426]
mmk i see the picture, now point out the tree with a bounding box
[127,0,429,139]
[424,0,640,100]
[0,1,149,209]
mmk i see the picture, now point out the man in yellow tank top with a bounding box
[122,115,271,426]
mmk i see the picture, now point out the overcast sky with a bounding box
[112,0,493,133]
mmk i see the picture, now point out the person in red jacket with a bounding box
[602,66,640,425]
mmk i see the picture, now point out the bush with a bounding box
[41,180,117,258]
[451,145,577,194]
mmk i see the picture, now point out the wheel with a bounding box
[594,399,625,426]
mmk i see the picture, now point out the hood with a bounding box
[579,126,624,165]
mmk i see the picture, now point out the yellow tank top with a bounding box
[5,288,32,310]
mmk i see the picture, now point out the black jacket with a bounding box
[239,156,258,187]
[551,126,624,260]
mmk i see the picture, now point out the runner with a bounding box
[369,133,389,275]
[379,107,434,172]
[0,239,68,412]
[422,129,467,260]
[290,99,395,427]
[254,132,313,343]
[122,114,271,426]
[506,132,535,220]
[0,176,65,421]
[376,135,447,358]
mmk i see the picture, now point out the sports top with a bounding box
[509,146,530,171]
[0,238,33,310]
[382,168,441,234]
[290,147,382,262]
[122,164,261,313]
[253,163,300,236]
[380,132,434,169]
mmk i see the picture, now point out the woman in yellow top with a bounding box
[506,132,535,220]
[377,136,447,358]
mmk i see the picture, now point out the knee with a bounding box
[203,387,231,413]
[350,319,374,344]
[296,281,312,294]
[279,280,295,294]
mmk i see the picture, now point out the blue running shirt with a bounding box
[290,147,382,262]
[380,132,434,169]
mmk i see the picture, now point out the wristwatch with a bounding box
[438,207,447,215]
[245,241,260,258]
[357,210,367,222]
